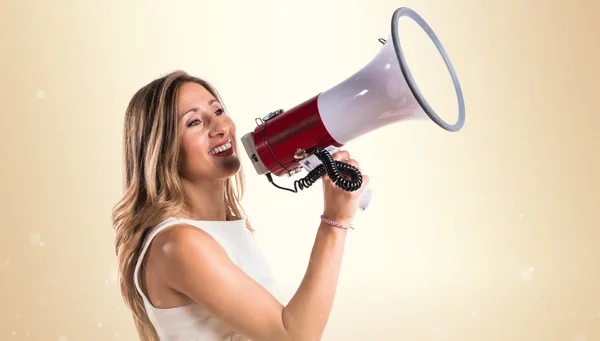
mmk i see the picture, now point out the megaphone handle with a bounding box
[358,187,372,211]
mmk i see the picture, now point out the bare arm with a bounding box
[282,222,348,339]
[155,221,348,341]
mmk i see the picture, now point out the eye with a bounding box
[215,108,225,116]
[187,119,202,127]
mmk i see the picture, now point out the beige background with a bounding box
[1,0,599,340]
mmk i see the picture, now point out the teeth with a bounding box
[209,142,232,155]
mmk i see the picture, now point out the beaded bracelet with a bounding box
[320,215,354,230]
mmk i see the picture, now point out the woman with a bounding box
[112,70,370,341]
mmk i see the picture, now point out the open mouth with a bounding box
[209,141,233,155]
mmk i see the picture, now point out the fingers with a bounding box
[327,150,368,189]
[345,159,368,190]
[343,158,360,171]
[331,150,350,161]
[332,150,360,169]
[361,174,370,188]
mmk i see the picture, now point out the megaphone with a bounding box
[241,7,466,211]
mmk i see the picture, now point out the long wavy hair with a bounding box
[111,70,253,341]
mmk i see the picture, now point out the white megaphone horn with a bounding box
[241,7,466,211]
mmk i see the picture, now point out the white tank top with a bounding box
[133,217,277,341]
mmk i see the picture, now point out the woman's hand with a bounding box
[321,149,370,226]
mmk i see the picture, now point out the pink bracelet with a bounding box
[320,215,354,230]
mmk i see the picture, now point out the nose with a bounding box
[208,116,229,137]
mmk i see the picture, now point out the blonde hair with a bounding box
[111,70,253,341]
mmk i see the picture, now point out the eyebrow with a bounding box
[179,99,221,119]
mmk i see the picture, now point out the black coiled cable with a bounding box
[266,147,363,194]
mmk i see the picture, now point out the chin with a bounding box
[218,159,242,180]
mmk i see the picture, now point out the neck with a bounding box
[180,178,228,221]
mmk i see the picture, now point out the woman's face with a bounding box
[176,82,241,182]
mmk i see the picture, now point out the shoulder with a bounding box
[149,223,226,265]
[145,222,240,293]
